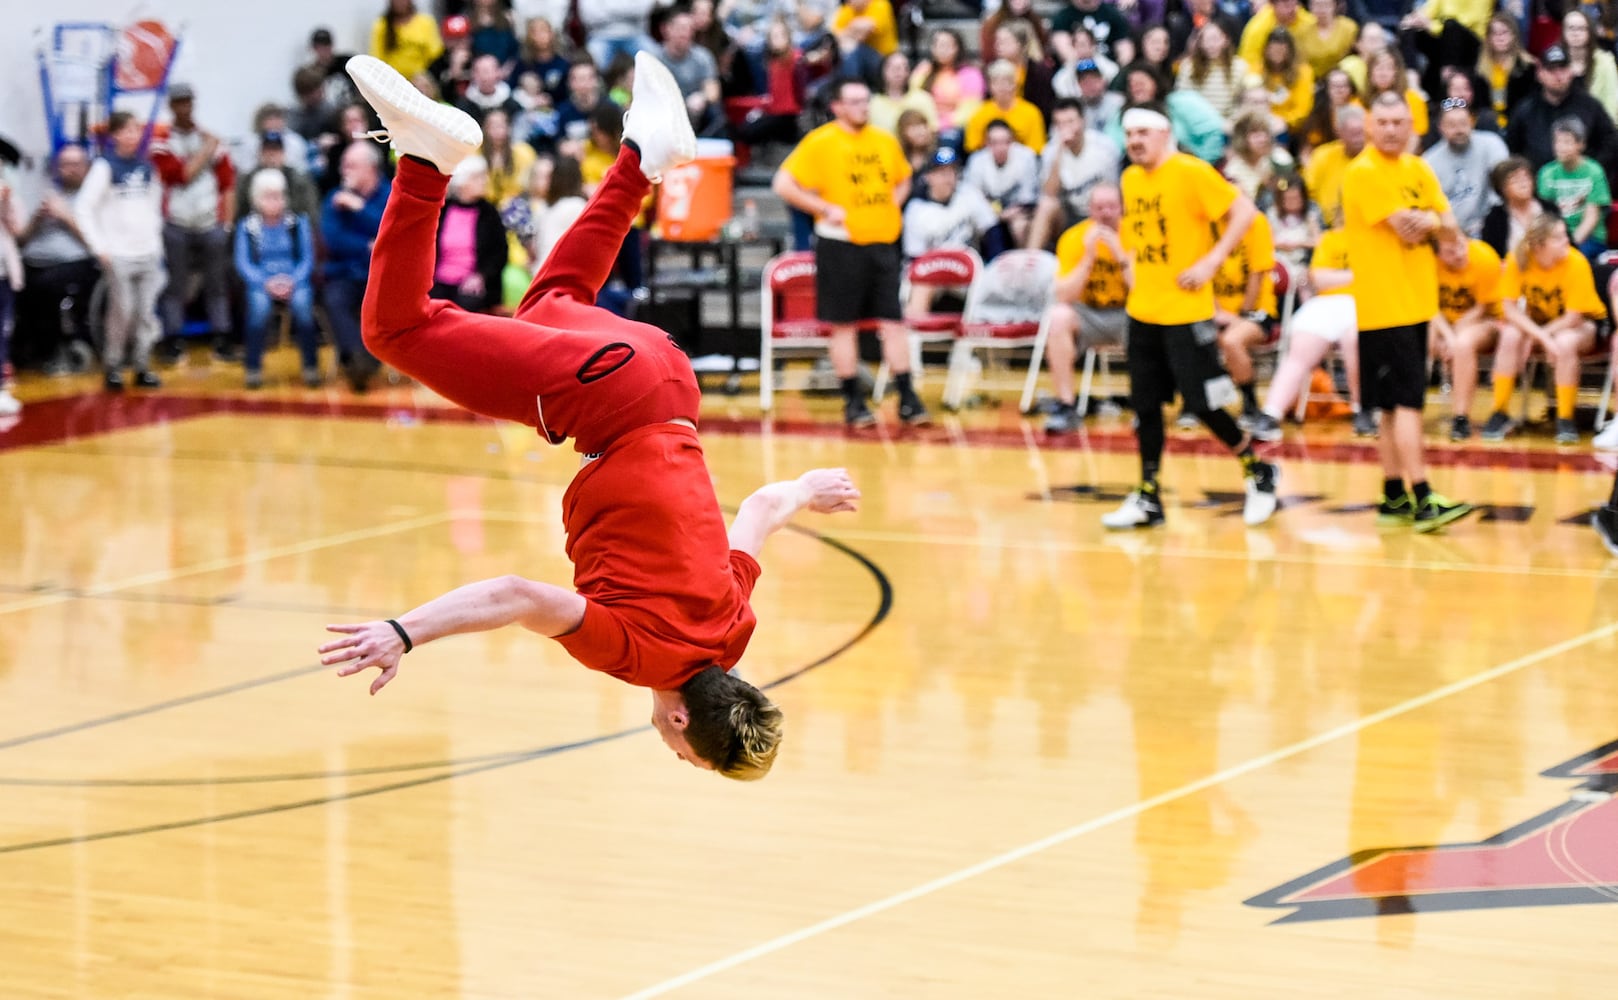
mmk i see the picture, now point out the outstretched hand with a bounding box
[319,621,407,695]
[797,467,861,514]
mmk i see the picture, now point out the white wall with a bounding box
[1,0,385,186]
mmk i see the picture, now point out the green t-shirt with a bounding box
[1537,157,1612,244]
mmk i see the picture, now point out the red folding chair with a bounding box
[759,251,829,412]
[942,249,1059,412]
[878,247,981,399]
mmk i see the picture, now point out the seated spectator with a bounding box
[963,120,1041,255]
[371,0,445,81]
[1561,11,1618,125]
[234,170,319,389]
[1223,111,1295,204]
[1053,26,1120,96]
[1107,65,1227,163]
[509,154,587,268]
[480,108,537,205]
[1065,59,1124,135]
[871,52,937,134]
[1399,0,1489,96]
[604,52,636,107]
[556,60,612,145]
[911,29,984,134]
[1298,68,1360,156]
[1239,0,1315,69]
[429,15,477,103]
[1267,173,1321,274]
[1338,21,1389,94]
[1480,156,1557,258]
[1485,215,1607,444]
[991,23,1056,120]
[1363,48,1427,148]
[1435,69,1500,138]
[1430,232,1503,441]
[1050,0,1134,66]
[467,0,520,73]
[15,145,97,375]
[1423,97,1507,239]
[431,156,507,313]
[1165,0,1240,61]
[1120,26,1176,91]
[1175,21,1249,120]
[735,21,808,147]
[1211,211,1280,424]
[688,0,729,63]
[1259,28,1316,136]
[251,103,311,174]
[1029,97,1120,249]
[320,142,390,391]
[964,61,1046,153]
[1507,45,1618,175]
[832,0,898,60]
[896,109,940,179]
[656,9,725,136]
[512,70,560,150]
[0,172,21,414]
[579,104,625,193]
[1042,183,1131,434]
[318,104,382,195]
[1475,14,1535,131]
[76,112,166,392]
[579,0,656,69]
[901,147,997,279]
[1299,0,1357,77]
[1301,104,1365,227]
[982,0,1051,65]
[233,131,321,224]
[516,18,572,105]
[457,54,524,122]
[1537,117,1611,264]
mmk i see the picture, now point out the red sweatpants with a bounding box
[362,148,700,455]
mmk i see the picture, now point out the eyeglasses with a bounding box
[1440,97,1470,111]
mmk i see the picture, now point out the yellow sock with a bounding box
[1556,384,1578,421]
[1492,375,1516,413]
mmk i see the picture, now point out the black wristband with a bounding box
[385,618,414,653]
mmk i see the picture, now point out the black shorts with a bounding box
[1126,317,1239,413]
[1359,322,1428,412]
[815,238,902,324]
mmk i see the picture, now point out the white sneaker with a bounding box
[1101,490,1166,530]
[1243,461,1280,526]
[623,51,697,182]
[345,55,482,174]
[1594,419,1618,451]
[0,390,19,417]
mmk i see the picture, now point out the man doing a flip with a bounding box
[317,54,860,780]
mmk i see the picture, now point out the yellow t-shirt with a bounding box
[1298,18,1360,79]
[1056,220,1129,310]
[1311,228,1353,297]
[833,0,899,55]
[487,142,538,207]
[1303,140,1353,229]
[1500,248,1609,324]
[1266,66,1317,131]
[963,99,1047,154]
[1436,239,1503,322]
[370,13,444,82]
[1121,153,1240,325]
[1212,212,1278,317]
[1343,148,1450,329]
[1238,6,1319,70]
[781,121,910,245]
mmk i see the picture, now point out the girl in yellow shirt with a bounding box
[1260,29,1316,133]
[371,0,445,82]
[1487,215,1608,443]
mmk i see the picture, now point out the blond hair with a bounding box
[1515,213,1567,272]
[681,667,784,781]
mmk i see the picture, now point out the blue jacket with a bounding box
[234,213,315,291]
[321,180,391,282]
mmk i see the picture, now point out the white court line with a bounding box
[619,619,1618,1000]
[0,512,453,617]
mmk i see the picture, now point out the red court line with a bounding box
[0,392,1611,473]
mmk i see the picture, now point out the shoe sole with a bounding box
[1102,519,1165,531]
[1375,514,1416,527]
[845,414,877,429]
[1596,516,1618,557]
[345,55,482,160]
[630,52,697,172]
[1413,504,1476,534]
[901,413,932,427]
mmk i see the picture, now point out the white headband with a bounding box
[1121,108,1171,132]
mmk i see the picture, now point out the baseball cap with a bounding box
[1542,44,1571,68]
[443,15,471,40]
[260,130,286,149]
[929,146,961,171]
[1074,59,1102,77]
[168,82,195,101]
[310,28,334,46]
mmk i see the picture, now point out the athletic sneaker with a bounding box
[1413,492,1475,533]
[1243,460,1280,526]
[302,366,323,389]
[1479,410,1514,441]
[1555,418,1579,445]
[104,370,124,393]
[1102,488,1166,530]
[1247,411,1283,442]
[1376,492,1417,526]
[244,369,264,390]
[1596,505,1618,557]
[1450,414,1472,441]
[1174,411,1199,431]
[346,55,482,174]
[897,393,931,426]
[1351,409,1377,438]
[622,51,697,181]
[0,389,20,417]
[1595,419,1618,451]
[844,397,876,428]
[1044,403,1081,434]
[133,370,161,389]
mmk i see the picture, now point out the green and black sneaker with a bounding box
[1413,492,1475,533]
[1375,492,1417,526]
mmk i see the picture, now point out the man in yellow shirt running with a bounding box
[774,78,928,427]
[1102,106,1281,530]
[1343,91,1474,532]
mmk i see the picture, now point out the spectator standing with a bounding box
[321,143,391,391]
[150,84,236,360]
[1029,98,1120,249]
[306,27,359,110]
[15,145,97,375]
[234,170,319,389]
[372,0,446,81]
[0,171,22,414]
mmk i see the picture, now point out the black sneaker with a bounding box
[1555,418,1579,445]
[344,358,373,393]
[844,396,877,428]
[897,393,931,426]
[1479,410,1514,441]
[1352,409,1378,438]
[103,370,125,393]
[1247,411,1283,442]
[1413,492,1475,533]
[1450,414,1472,441]
[1375,492,1417,526]
[133,370,162,389]
[1596,505,1618,557]
[1043,403,1081,434]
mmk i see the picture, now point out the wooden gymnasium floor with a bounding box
[2,349,1616,999]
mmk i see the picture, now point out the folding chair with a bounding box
[758,251,828,412]
[941,249,1059,412]
[876,247,981,400]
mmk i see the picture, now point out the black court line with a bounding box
[50,442,565,485]
[0,528,893,852]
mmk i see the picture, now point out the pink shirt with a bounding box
[434,204,479,285]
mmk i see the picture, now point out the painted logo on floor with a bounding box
[1245,740,1618,923]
